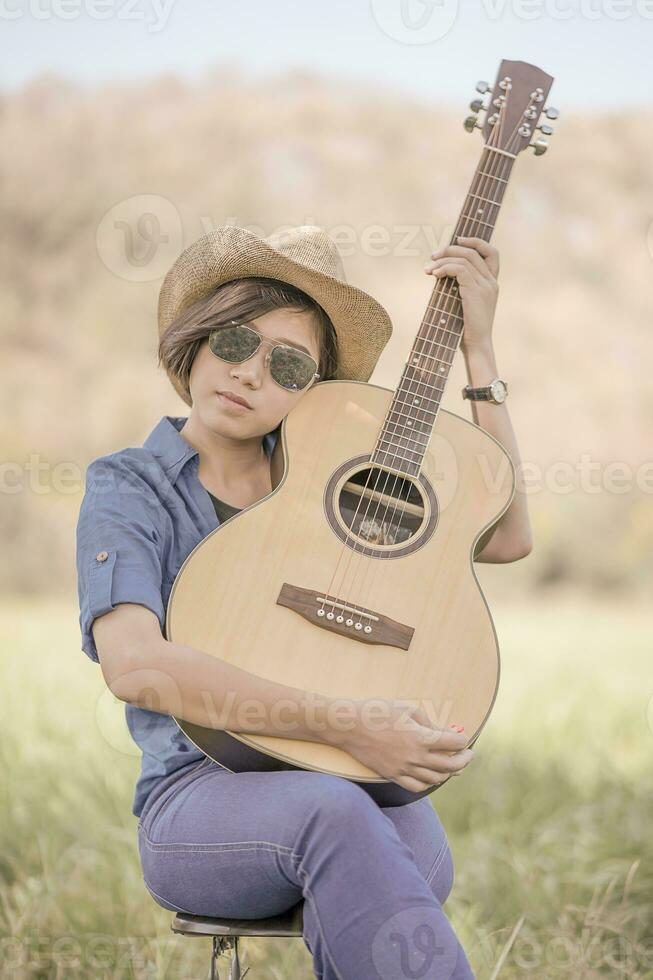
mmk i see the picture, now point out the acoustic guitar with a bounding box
[167,59,556,806]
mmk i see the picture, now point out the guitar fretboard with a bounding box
[370,145,516,478]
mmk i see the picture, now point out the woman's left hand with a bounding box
[423,235,500,350]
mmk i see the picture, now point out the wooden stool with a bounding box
[171,901,304,979]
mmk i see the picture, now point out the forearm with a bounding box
[113,636,349,747]
[462,340,532,557]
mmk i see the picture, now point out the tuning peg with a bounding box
[544,106,559,119]
[470,98,485,113]
[475,80,490,94]
[463,115,482,133]
[529,138,549,156]
[537,123,554,136]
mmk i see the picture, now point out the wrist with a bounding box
[462,339,495,359]
[462,341,498,382]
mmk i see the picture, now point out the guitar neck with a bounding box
[370,59,555,479]
[370,146,517,478]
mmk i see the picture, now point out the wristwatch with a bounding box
[462,378,508,404]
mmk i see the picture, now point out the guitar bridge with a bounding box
[276,583,413,650]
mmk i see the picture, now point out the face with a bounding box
[187,307,321,439]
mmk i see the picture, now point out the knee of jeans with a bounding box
[428,842,455,905]
[299,773,379,829]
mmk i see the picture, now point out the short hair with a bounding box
[158,276,339,405]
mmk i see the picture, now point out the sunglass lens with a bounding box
[208,325,259,361]
[270,346,316,391]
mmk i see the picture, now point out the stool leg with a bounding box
[229,938,250,979]
[208,936,221,980]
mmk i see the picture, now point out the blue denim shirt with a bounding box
[76,415,280,817]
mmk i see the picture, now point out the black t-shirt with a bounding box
[206,490,243,524]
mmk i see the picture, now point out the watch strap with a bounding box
[462,379,508,403]
[462,384,493,401]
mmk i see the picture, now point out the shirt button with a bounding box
[95,551,109,562]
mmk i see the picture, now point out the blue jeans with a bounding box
[137,757,475,979]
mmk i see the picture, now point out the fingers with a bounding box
[396,750,473,792]
[395,765,461,793]
[426,235,500,281]
[423,749,474,773]
[424,262,481,291]
[396,773,436,793]
[456,235,500,277]
[419,727,469,752]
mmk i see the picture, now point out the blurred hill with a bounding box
[1,67,651,600]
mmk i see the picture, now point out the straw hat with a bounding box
[157,224,393,405]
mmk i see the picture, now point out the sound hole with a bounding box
[337,466,425,547]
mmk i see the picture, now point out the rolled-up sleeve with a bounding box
[76,453,166,663]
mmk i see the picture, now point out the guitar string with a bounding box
[345,102,525,626]
[346,94,519,626]
[316,99,517,629]
[317,91,524,632]
[343,114,519,628]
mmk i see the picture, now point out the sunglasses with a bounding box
[207,321,321,392]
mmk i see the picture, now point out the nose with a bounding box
[229,346,270,387]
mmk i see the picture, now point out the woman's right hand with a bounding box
[335,698,474,793]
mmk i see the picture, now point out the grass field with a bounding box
[1,594,651,979]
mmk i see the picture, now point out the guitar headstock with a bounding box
[464,59,557,157]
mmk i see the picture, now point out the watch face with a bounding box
[490,380,507,402]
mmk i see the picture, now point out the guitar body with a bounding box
[167,379,515,806]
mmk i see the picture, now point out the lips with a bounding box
[217,390,252,409]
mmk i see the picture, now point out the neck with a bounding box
[179,412,267,482]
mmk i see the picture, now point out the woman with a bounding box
[76,224,532,979]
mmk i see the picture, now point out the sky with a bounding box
[1,0,651,110]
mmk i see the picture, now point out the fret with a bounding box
[460,213,495,229]
[378,431,428,453]
[424,306,463,322]
[477,170,508,183]
[384,411,433,435]
[468,191,502,208]
[403,365,448,385]
[410,339,457,357]
[384,412,432,436]
[420,321,461,337]
[386,412,436,436]
[370,447,420,477]
[386,414,433,440]
[391,395,438,418]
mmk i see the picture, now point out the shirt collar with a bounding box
[143,416,280,486]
